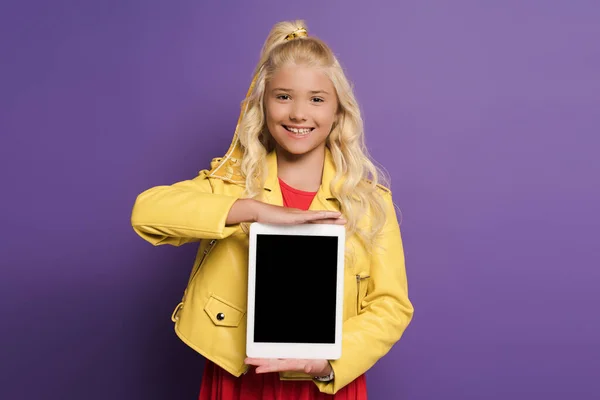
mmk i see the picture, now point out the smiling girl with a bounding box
[131,20,414,399]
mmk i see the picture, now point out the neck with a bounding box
[276,145,326,192]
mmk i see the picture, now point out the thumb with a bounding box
[303,363,315,374]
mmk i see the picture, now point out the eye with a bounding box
[311,97,325,103]
[276,94,291,100]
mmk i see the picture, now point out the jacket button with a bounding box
[216,313,225,321]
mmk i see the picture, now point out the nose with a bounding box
[289,102,307,122]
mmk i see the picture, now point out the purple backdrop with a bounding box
[1,1,598,399]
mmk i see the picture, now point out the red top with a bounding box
[198,178,367,399]
[279,177,318,210]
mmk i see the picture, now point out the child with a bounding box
[131,20,414,399]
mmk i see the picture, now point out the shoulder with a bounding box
[194,161,245,195]
[355,180,395,223]
[363,178,392,196]
[375,183,392,196]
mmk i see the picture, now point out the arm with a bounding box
[130,170,247,246]
[130,170,343,246]
[315,192,415,394]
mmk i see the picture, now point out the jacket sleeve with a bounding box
[130,170,241,246]
[315,192,415,394]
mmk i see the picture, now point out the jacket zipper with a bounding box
[189,239,217,285]
[356,274,370,314]
[173,239,218,323]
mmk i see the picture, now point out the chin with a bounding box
[279,144,314,156]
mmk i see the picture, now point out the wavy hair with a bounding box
[237,20,389,248]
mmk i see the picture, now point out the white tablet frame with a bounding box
[246,222,345,360]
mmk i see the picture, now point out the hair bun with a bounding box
[284,27,308,41]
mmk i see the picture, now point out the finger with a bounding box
[255,359,285,374]
[308,218,347,225]
[304,362,316,374]
[309,359,332,375]
[251,359,306,374]
[245,358,290,369]
[244,358,270,367]
[302,215,342,224]
[301,211,341,220]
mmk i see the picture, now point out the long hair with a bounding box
[238,20,389,248]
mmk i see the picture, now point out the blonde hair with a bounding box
[238,20,389,248]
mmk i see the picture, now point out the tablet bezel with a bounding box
[246,222,345,360]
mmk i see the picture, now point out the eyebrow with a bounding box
[272,88,330,95]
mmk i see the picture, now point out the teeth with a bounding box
[286,126,312,135]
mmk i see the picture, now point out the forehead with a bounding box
[268,64,334,92]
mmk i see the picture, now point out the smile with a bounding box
[283,125,314,135]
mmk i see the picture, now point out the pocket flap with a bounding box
[279,371,313,381]
[204,294,245,327]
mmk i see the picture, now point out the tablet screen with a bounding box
[254,234,338,344]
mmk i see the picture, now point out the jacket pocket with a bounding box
[356,273,370,314]
[204,294,245,327]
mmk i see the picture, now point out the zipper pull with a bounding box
[204,239,217,254]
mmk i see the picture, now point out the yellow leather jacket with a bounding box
[130,148,414,394]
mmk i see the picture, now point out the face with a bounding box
[264,64,338,157]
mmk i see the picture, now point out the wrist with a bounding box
[314,362,334,382]
[227,199,260,225]
[245,199,260,222]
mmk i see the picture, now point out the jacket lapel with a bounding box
[310,148,340,212]
[262,151,284,206]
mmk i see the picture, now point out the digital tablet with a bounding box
[246,222,345,360]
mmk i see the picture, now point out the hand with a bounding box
[255,202,346,225]
[244,358,332,377]
[227,199,346,226]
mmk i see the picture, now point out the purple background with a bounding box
[1,1,598,399]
